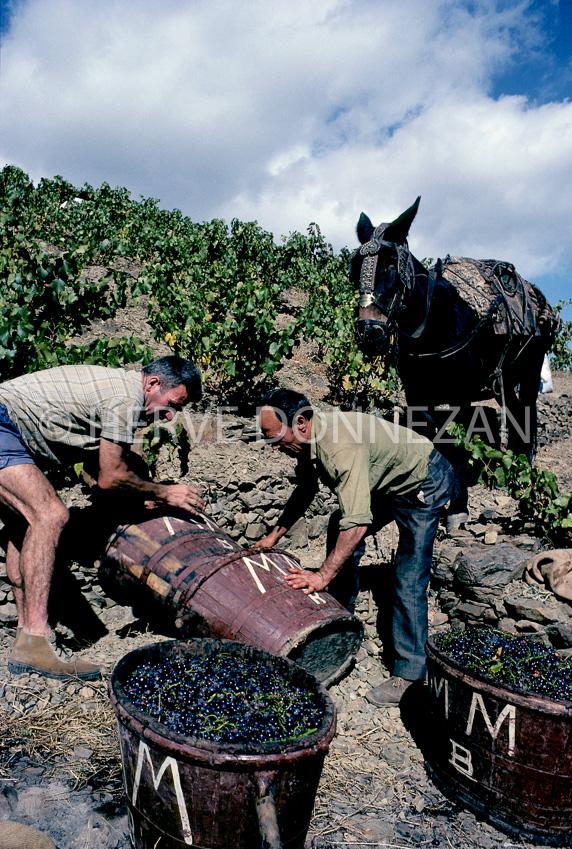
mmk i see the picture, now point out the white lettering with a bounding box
[131,740,193,845]
[429,675,449,719]
[466,406,497,444]
[215,406,239,443]
[273,553,301,572]
[433,407,461,445]
[404,407,431,441]
[308,592,327,605]
[253,552,272,573]
[378,414,402,444]
[449,739,475,779]
[503,405,532,444]
[238,551,327,605]
[179,408,212,444]
[186,512,220,533]
[466,693,516,757]
[241,557,267,594]
[333,409,363,445]
[163,517,176,536]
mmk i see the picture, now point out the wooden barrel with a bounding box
[109,638,337,849]
[426,636,572,845]
[99,509,363,685]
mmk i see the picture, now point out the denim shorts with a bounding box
[0,403,35,470]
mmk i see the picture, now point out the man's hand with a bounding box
[253,526,284,549]
[284,567,328,594]
[283,525,369,596]
[98,439,205,513]
[158,483,205,512]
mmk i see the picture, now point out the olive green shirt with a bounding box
[307,411,433,531]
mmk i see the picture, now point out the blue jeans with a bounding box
[327,449,453,680]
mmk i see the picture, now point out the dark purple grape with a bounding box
[435,627,572,702]
[122,652,326,745]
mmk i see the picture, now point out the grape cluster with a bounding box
[122,652,326,746]
[434,627,572,702]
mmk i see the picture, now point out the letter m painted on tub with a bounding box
[466,693,516,757]
[430,675,449,718]
[132,739,193,845]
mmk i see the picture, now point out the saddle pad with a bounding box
[436,255,555,337]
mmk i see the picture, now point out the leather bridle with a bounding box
[355,223,433,354]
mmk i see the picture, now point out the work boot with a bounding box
[366,676,418,706]
[8,632,101,680]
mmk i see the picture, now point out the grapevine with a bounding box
[449,424,572,540]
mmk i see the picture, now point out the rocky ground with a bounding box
[0,348,571,848]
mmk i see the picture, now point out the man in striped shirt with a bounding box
[0,356,203,681]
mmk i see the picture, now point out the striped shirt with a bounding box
[0,365,145,467]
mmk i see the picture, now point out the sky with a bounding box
[1,0,571,312]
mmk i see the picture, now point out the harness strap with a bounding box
[407,263,438,339]
[491,343,511,450]
[358,253,378,301]
[412,294,504,359]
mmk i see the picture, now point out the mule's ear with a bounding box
[383,196,421,244]
[357,212,374,244]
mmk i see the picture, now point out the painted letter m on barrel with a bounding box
[131,739,193,845]
[466,692,516,757]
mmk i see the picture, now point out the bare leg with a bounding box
[6,540,24,627]
[0,464,69,636]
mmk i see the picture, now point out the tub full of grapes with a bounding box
[109,638,336,849]
[425,628,572,845]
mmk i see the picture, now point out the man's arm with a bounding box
[97,438,205,512]
[254,479,318,548]
[284,525,368,594]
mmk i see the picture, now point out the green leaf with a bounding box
[494,467,506,487]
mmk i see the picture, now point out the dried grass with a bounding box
[310,742,408,845]
[0,680,122,791]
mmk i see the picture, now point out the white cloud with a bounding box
[230,91,572,279]
[1,0,571,300]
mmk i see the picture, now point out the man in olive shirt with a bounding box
[257,388,453,705]
[0,356,204,681]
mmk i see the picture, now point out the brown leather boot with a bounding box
[366,675,418,706]
[8,632,101,680]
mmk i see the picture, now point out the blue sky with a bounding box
[1,0,571,316]
[489,0,571,101]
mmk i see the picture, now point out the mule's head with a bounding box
[352,196,420,357]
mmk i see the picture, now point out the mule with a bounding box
[351,197,558,530]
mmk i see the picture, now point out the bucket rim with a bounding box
[426,636,572,717]
[109,638,337,765]
[281,614,364,687]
